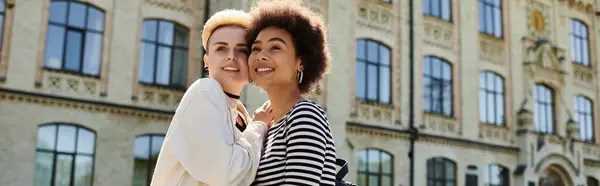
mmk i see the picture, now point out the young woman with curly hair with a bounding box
[245,0,337,185]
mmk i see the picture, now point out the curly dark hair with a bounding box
[246,0,331,95]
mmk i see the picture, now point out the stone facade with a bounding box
[1,0,600,186]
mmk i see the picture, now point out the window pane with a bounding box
[478,2,484,32]
[367,150,380,172]
[44,25,66,69]
[442,0,451,20]
[382,176,392,186]
[54,154,73,186]
[357,173,367,186]
[479,90,487,123]
[380,45,390,65]
[423,77,432,112]
[571,35,577,61]
[583,40,589,65]
[431,59,441,78]
[356,40,365,60]
[134,136,150,160]
[369,175,379,186]
[443,81,452,116]
[0,16,4,47]
[487,90,495,123]
[76,129,95,154]
[432,0,440,17]
[57,125,76,153]
[496,95,505,125]
[423,57,431,76]
[151,136,164,160]
[74,155,93,186]
[64,31,83,72]
[158,21,174,45]
[37,125,56,150]
[68,2,86,28]
[49,2,67,24]
[156,46,172,85]
[358,150,367,171]
[367,64,377,100]
[367,41,378,62]
[138,43,157,83]
[133,159,149,186]
[485,6,493,33]
[423,0,430,14]
[171,49,188,88]
[446,161,455,179]
[379,66,390,104]
[435,160,443,178]
[174,25,189,47]
[442,62,451,80]
[34,152,54,186]
[142,21,157,41]
[381,153,392,174]
[83,33,103,76]
[494,8,502,37]
[0,0,6,12]
[87,8,104,31]
[427,159,434,178]
[356,62,366,99]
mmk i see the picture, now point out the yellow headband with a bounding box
[202,9,250,50]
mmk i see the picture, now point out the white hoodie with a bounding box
[150,78,268,186]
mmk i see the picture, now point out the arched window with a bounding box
[570,19,589,66]
[423,0,452,22]
[357,148,393,186]
[426,157,456,186]
[132,134,165,186]
[478,0,503,38]
[574,95,594,142]
[34,124,96,186]
[534,84,555,134]
[43,1,105,76]
[588,177,599,186]
[138,19,189,89]
[479,71,505,126]
[355,39,391,104]
[0,0,6,51]
[483,164,509,186]
[423,56,453,116]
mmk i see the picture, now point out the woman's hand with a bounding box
[253,100,274,127]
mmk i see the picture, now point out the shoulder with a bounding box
[177,78,227,110]
[285,100,329,133]
[288,100,327,119]
[187,78,223,93]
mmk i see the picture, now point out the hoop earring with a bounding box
[297,70,303,84]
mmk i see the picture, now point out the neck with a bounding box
[265,85,303,122]
[220,82,243,104]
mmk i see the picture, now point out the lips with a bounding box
[255,67,274,75]
[222,66,240,72]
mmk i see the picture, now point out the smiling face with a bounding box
[248,27,302,91]
[204,26,250,93]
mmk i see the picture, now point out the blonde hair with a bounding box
[202,9,250,50]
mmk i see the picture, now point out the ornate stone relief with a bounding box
[422,16,454,50]
[422,114,459,135]
[349,101,394,125]
[41,71,106,98]
[479,35,505,65]
[144,0,194,15]
[356,0,394,35]
[558,0,595,14]
[133,85,184,109]
[582,144,600,157]
[527,1,552,38]
[302,0,328,20]
[479,124,511,142]
[572,64,595,89]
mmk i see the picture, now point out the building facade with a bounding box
[1,0,600,186]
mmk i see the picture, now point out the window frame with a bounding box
[423,0,453,22]
[355,39,392,105]
[574,95,594,142]
[483,164,510,186]
[43,0,105,77]
[426,157,456,186]
[138,19,190,90]
[423,56,453,116]
[133,134,165,186]
[357,148,394,186]
[34,123,97,186]
[478,0,503,38]
[479,71,506,126]
[0,0,7,52]
[570,19,590,66]
[534,84,556,134]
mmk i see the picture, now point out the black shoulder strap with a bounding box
[335,158,349,181]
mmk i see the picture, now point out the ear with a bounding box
[296,58,304,71]
[203,54,209,68]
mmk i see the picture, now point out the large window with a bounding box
[357,149,393,186]
[478,0,503,38]
[423,56,453,116]
[574,95,594,142]
[479,71,505,126]
[138,19,189,89]
[570,19,590,66]
[0,0,6,51]
[426,157,456,186]
[423,0,452,21]
[483,164,509,186]
[588,177,599,186]
[534,84,555,134]
[133,134,165,186]
[355,39,391,104]
[34,124,96,186]
[44,1,105,76]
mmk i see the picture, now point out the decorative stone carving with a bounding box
[41,71,105,98]
[134,85,184,108]
[479,124,511,142]
[423,114,458,135]
[572,63,594,88]
[144,0,194,15]
[423,17,454,50]
[480,35,504,65]
[558,0,596,14]
[350,101,394,125]
[356,0,394,35]
[517,108,534,131]
[566,119,580,139]
[303,0,328,20]
[527,2,552,37]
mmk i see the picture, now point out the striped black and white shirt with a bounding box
[252,100,337,186]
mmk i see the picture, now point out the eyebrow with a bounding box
[213,41,247,47]
[252,37,287,45]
